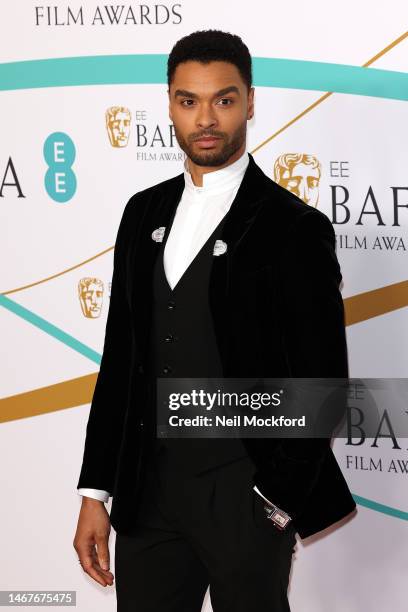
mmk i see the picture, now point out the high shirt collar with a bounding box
[183,150,249,196]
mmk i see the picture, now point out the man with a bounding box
[74,29,356,611]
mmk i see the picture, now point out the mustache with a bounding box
[191,132,225,141]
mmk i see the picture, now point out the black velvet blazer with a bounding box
[77,152,357,539]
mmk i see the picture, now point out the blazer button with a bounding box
[164,334,175,342]
[167,300,176,310]
[162,365,172,375]
[137,364,144,374]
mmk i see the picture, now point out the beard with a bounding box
[173,119,247,167]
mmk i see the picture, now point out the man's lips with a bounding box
[194,136,221,148]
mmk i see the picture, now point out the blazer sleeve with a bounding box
[253,208,349,519]
[76,195,137,494]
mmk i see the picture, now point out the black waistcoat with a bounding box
[146,200,248,474]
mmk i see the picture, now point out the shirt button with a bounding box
[167,300,176,310]
[162,365,172,375]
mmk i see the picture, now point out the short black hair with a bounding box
[167,29,252,91]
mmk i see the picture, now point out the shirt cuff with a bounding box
[253,484,275,505]
[77,488,110,503]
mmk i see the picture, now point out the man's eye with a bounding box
[180,98,233,106]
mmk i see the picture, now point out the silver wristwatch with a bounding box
[263,503,292,530]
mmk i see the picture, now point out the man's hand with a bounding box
[73,497,114,587]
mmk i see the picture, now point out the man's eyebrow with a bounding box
[174,86,240,99]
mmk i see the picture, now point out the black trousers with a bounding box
[115,445,297,612]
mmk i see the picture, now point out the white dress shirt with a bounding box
[78,150,275,509]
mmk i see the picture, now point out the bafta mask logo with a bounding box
[78,277,104,318]
[274,153,321,207]
[106,106,131,147]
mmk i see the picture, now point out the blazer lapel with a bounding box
[218,152,269,254]
[209,152,270,297]
[208,152,270,365]
[130,172,184,357]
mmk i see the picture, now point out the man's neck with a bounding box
[187,144,247,187]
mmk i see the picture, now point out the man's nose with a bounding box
[196,103,217,129]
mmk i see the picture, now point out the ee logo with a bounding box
[44,132,77,202]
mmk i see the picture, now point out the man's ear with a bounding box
[167,89,173,122]
[248,86,255,119]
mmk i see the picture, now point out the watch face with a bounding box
[272,510,291,528]
[263,504,291,529]
[252,491,293,532]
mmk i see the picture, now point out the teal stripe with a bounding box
[254,57,408,100]
[0,294,101,365]
[352,494,408,520]
[1,295,407,522]
[0,55,407,101]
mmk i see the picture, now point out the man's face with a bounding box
[168,60,254,167]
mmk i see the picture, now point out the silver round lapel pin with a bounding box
[151,226,166,242]
[213,239,227,256]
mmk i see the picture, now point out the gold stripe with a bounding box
[362,30,408,66]
[2,247,113,296]
[0,373,97,424]
[344,279,408,326]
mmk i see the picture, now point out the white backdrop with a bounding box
[1,1,407,610]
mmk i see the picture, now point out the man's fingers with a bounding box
[90,548,114,583]
[91,547,114,581]
[95,536,110,571]
[77,543,111,586]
